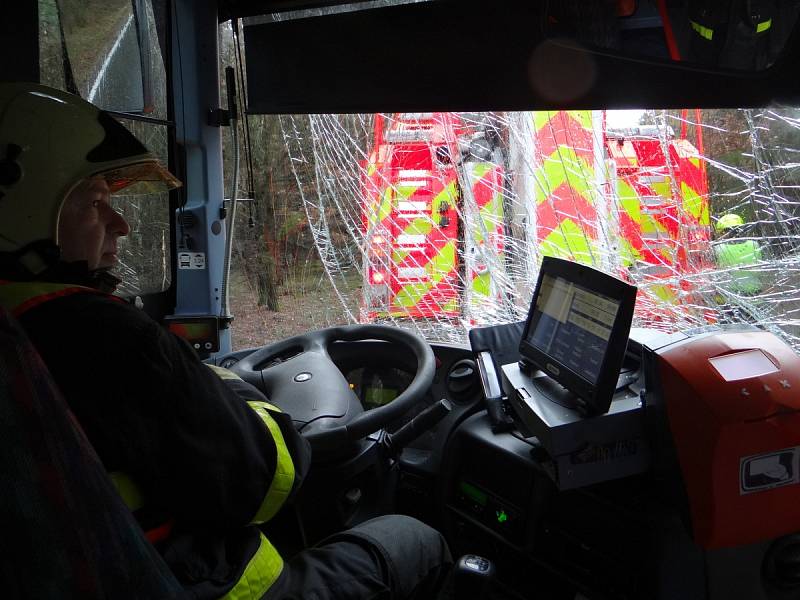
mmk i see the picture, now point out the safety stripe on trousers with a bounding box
[222,532,284,600]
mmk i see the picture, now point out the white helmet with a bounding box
[0,82,180,276]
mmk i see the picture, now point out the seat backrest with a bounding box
[0,307,185,599]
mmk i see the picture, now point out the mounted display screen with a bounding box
[520,257,637,415]
[164,316,220,354]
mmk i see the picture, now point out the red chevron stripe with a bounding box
[534,114,595,159]
[535,181,597,233]
[397,277,462,317]
[536,136,595,165]
[471,165,503,208]
[617,211,645,255]
[618,173,682,240]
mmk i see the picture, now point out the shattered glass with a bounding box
[111,118,172,297]
[277,108,800,349]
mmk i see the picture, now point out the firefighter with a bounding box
[0,83,451,599]
[713,213,763,296]
[685,0,800,71]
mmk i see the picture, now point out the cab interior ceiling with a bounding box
[223,1,800,114]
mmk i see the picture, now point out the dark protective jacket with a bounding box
[0,281,312,599]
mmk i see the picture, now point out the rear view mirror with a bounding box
[51,0,166,116]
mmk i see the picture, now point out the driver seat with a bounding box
[0,306,184,598]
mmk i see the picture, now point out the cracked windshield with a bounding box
[42,2,800,353]
[225,101,800,352]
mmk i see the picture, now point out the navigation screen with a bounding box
[526,274,621,384]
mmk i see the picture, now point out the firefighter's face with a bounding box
[58,178,130,271]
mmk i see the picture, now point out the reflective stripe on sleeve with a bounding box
[757,19,772,33]
[222,532,284,599]
[0,281,108,317]
[206,364,283,412]
[246,401,295,524]
[690,20,714,40]
[206,363,242,381]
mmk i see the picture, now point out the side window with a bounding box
[40,0,168,118]
[39,0,174,296]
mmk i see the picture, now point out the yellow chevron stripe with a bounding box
[397,183,422,201]
[472,193,504,245]
[616,178,641,224]
[533,146,595,205]
[441,298,459,312]
[368,186,394,228]
[472,162,492,180]
[618,237,641,268]
[402,217,433,236]
[540,218,597,265]
[648,283,679,303]
[680,181,708,224]
[391,217,434,264]
[640,213,668,236]
[472,272,491,296]
[431,180,458,216]
[533,111,552,131]
[650,178,672,199]
[393,241,456,308]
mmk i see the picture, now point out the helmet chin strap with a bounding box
[85,267,122,294]
[0,240,121,293]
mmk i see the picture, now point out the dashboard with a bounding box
[211,331,794,600]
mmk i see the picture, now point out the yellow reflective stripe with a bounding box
[0,282,92,313]
[247,401,295,524]
[222,532,284,600]
[534,146,594,205]
[207,365,283,412]
[109,471,145,512]
[392,240,456,308]
[757,19,772,33]
[431,179,458,217]
[207,363,242,381]
[690,20,713,40]
[472,272,491,296]
[540,217,597,265]
[680,180,705,221]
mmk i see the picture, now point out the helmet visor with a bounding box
[97,161,182,195]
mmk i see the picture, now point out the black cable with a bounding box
[54,1,80,96]
[232,19,256,214]
[171,0,188,250]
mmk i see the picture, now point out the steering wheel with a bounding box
[231,324,435,454]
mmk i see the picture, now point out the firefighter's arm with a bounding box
[127,319,312,531]
[205,364,311,524]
